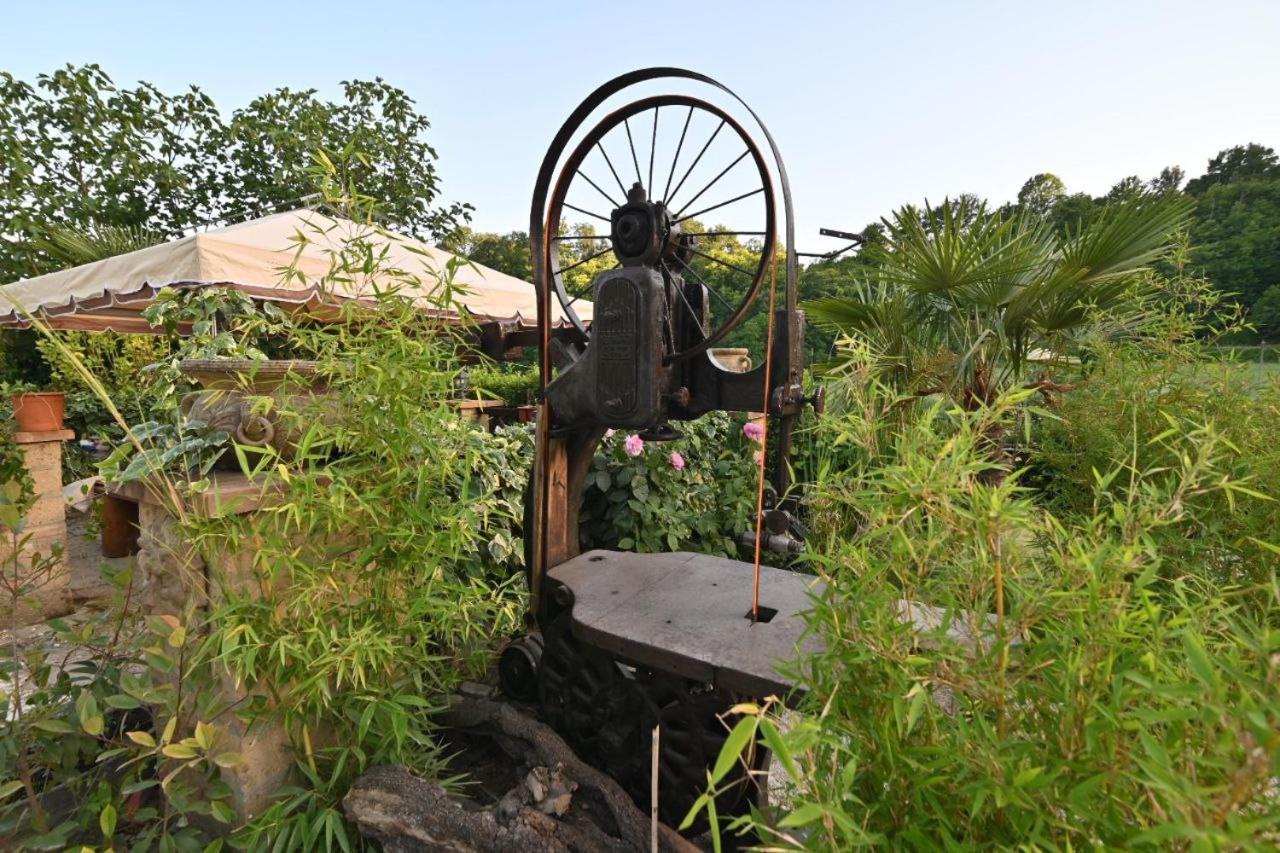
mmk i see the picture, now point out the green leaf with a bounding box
[710,715,757,786]
[31,718,76,735]
[104,694,142,710]
[99,803,117,839]
[162,743,198,760]
[0,780,25,800]
[210,800,236,824]
[904,688,927,735]
[81,714,105,737]
[1182,632,1219,691]
[213,752,243,769]
[758,719,799,781]
[779,802,827,828]
[127,730,157,748]
[1013,766,1043,787]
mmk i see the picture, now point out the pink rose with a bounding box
[743,420,765,442]
[669,450,686,470]
[624,434,644,457]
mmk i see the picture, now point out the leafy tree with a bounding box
[1016,173,1066,218]
[1186,177,1280,309]
[1047,192,1097,236]
[1184,143,1279,195]
[1250,284,1280,340]
[1106,175,1146,202]
[1148,165,1185,195]
[445,228,533,281]
[218,78,471,240]
[0,64,471,285]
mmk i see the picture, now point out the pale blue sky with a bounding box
[4,1,1279,250]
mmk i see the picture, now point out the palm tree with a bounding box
[32,224,165,268]
[807,193,1193,411]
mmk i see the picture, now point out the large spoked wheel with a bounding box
[542,95,777,364]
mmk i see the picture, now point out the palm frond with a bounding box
[32,224,166,268]
[1057,194,1193,283]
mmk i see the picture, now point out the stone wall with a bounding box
[126,478,316,822]
[1,431,73,626]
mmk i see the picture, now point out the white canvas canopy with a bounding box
[0,209,587,333]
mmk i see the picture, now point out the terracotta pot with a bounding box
[11,392,65,432]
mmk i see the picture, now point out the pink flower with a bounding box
[743,420,765,442]
[604,428,615,439]
[624,434,644,457]
[669,451,686,470]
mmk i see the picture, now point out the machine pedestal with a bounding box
[548,549,824,698]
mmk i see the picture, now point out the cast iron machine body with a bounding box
[500,68,824,832]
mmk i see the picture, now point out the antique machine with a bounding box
[498,68,825,830]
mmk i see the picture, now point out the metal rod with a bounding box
[557,245,614,276]
[674,149,750,218]
[597,141,628,198]
[674,187,765,224]
[666,262,708,340]
[648,106,658,201]
[561,202,611,223]
[666,119,725,208]
[751,258,781,622]
[685,244,757,278]
[662,106,694,203]
[670,254,736,315]
[624,118,643,189]
[576,169,621,209]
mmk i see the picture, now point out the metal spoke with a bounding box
[596,141,628,198]
[674,150,751,218]
[662,106,694,204]
[673,187,765,224]
[624,118,643,189]
[562,201,611,223]
[666,119,725,209]
[685,244,759,278]
[566,263,619,308]
[662,261,707,341]
[577,170,621,208]
[557,245,614,277]
[648,107,658,202]
[670,254,737,315]
[552,234,610,243]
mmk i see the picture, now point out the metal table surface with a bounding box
[548,549,825,697]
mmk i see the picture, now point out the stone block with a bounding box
[14,441,65,531]
[1,436,72,625]
[0,522,71,624]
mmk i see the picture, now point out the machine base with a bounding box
[547,549,825,698]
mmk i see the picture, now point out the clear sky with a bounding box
[4,0,1279,251]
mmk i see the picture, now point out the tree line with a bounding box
[1,64,1275,345]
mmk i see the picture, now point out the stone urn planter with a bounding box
[708,347,752,374]
[11,391,66,432]
[178,359,330,464]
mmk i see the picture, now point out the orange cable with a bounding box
[750,254,780,621]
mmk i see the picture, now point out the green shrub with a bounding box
[691,377,1279,849]
[4,195,527,849]
[469,365,540,406]
[579,413,760,557]
[1032,347,1280,586]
